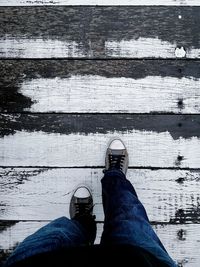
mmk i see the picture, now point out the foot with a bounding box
[69,186,93,219]
[105,138,129,174]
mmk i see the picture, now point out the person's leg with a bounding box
[6,186,96,267]
[101,138,177,267]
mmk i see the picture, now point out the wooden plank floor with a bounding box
[0,3,200,267]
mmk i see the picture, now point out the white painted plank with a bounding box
[105,38,200,59]
[0,168,199,223]
[154,224,200,267]
[0,37,199,59]
[0,130,200,168]
[0,221,49,251]
[1,0,200,6]
[17,75,200,113]
[0,37,86,58]
[1,222,199,267]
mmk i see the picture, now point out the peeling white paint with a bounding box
[0,168,199,223]
[1,0,200,6]
[105,37,200,58]
[0,36,200,58]
[1,130,200,168]
[0,37,86,58]
[19,75,200,113]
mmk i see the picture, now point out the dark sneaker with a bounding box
[105,138,129,175]
[69,185,93,219]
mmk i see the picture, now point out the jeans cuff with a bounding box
[102,169,126,180]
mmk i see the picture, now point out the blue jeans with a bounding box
[6,170,177,267]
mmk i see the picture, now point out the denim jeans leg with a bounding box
[100,170,177,267]
[6,216,95,266]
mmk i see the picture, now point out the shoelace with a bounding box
[109,154,125,171]
[74,202,92,216]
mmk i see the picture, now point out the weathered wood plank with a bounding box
[1,60,200,113]
[2,114,200,140]
[1,114,200,168]
[153,224,200,267]
[0,168,199,223]
[9,76,200,113]
[0,7,199,58]
[0,222,199,267]
[1,0,200,6]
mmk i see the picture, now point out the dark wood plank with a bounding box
[0,7,199,58]
[0,168,200,223]
[1,60,200,113]
[1,114,200,168]
[1,113,200,140]
[0,221,199,267]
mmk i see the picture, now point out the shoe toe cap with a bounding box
[74,187,91,198]
[109,139,125,150]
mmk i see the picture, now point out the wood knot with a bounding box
[177,155,184,161]
[178,99,183,107]
[177,229,186,241]
[175,155,184,167]
[178,68,182,73]
[176,177,185,184]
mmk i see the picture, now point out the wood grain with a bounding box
[1,222,199,266]
[0,7,199,58]
[1,60,200,114]
[1,114,200,168]
[0,168,200,223]
[12,76,200,113]
[1,0,200,6]
[0,3,199,267]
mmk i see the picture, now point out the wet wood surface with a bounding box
[0,3,200,267]
[0,7,200,58]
